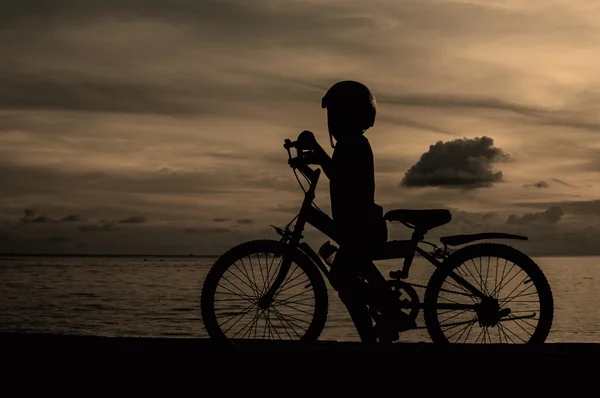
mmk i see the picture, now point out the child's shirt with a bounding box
[329,134,385,248]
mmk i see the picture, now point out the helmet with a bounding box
[321,80,377,131]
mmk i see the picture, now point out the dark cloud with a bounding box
[24,208,36,218]
[524,181,549,188]
[32,216,55,223]
[381,94,545,117]
[78,222,118,232]
[482,212,497,220]
[550,178,576,188]
[213,218,229,222]
[61,214,87,222]
[19,208,56,223]
[400,136,509,188]
[185,226,232,235]
[236,218,255,225]
[506,206,564,226]
[0,161,298,201]
[377,115,455,135]
[118,216,146,224]
[49,236,70,243]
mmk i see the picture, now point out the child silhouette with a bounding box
[297,80,416,343]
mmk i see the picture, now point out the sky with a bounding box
[2,0,600,256]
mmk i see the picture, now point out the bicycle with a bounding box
[200,135,554,349]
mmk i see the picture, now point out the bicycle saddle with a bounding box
[384,209,452,230]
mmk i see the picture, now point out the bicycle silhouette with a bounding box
[200,135,554,349]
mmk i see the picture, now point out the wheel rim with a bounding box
[211,251,318,341]
[432,255,546,344]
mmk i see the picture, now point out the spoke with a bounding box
[227,264,262,298]
[440,318,480,331]
[505,315,535,336]
[498,324,503,344]
[498,273,531,300]
[461,260,488,296]
[219,275,254,299]
[276,277,311,295]
[450,268,479,304]
[264,253,274,294]
[492,262,519,298]
[255,253,267,295]
[270,308,312,326]
[252,306,261,339]
[462,317,477,343]
[474,326,485,344]
[241,257,260,297]
[439,308,472,325]
[476,257,487,296]
[221,303,257,334]
[437,295,467,305]
[265,255,284,293]
[275,288,314,304]
[267,309,284,340]
[471,258,489,296]
[485,256,491,297]
[238,307,264,339]
[274,296,316,307]
[491,259,511,298]
[494,256,499,298]
[498,323,516,344]
[236,258,261,296]
[270,306,304,338]
[275,301,315,317]
[499,322,527,343]
[499,283,535,306]
[276,265,303,294]
[443,276,479,300]
[446,318,474,341]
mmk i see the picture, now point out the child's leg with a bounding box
[331,248,377,344]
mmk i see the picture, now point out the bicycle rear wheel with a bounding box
[200,239,329,349]
[424,243,554,344]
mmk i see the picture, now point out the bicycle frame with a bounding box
[258,139,489,309]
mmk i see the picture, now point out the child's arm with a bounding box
[297,130,335,180]
[311,145,334,180]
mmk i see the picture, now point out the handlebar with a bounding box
[284,137,320,187]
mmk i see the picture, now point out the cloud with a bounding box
[236,218,255,225]
[61,214,87,222]
[482,212,497,220]
[185,226,231,234]
[24,208,37,218]
[18,208,57,223]
[118,216,146,224]
[400,136,509,188]
[506,206,565,226]
[213,218,230,222]
[524,180,549,188]
[550,178,576,188]
[49,236,70,243]
[78,221,118,232]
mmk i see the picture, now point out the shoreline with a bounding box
[3,331,600,355]
[2,332,598,378]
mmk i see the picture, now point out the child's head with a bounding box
[321,80,377,143]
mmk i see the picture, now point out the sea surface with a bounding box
[1,254,599,343]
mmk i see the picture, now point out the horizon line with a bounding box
[2,252,600,259]
[0,252,220,258]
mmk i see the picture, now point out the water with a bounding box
[1,254,599,343]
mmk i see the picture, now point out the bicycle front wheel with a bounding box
[200,239,329,346]
[424,243,554,344]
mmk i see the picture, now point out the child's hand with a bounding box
[297,130,319,150]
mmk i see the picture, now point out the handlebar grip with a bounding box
[284,139,296,149]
